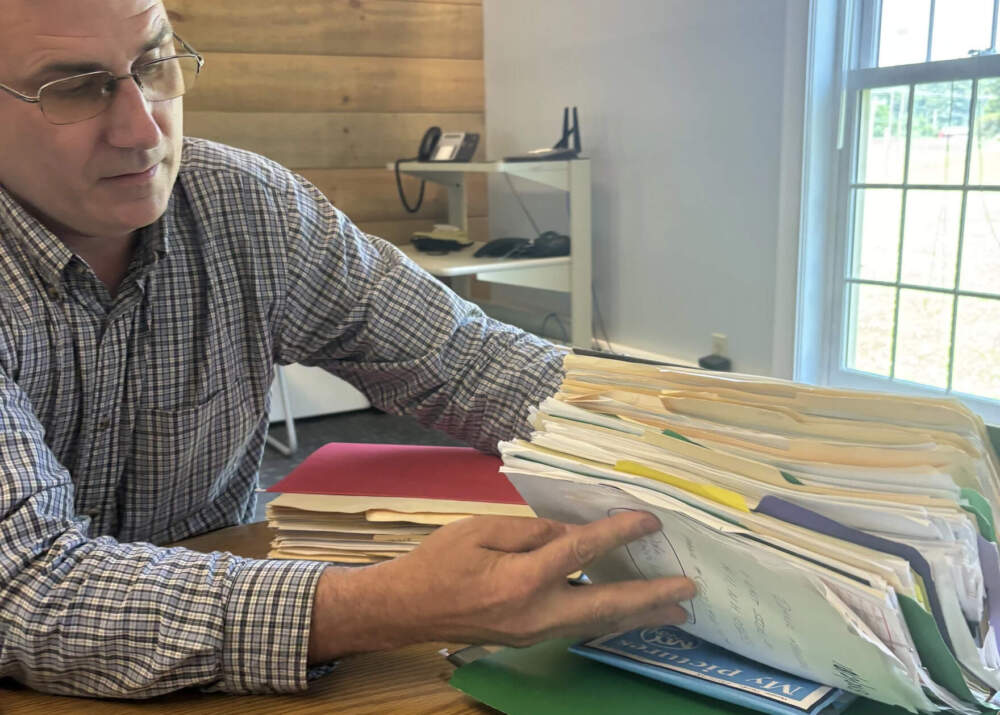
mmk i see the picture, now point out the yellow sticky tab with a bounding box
[615,460,750,512]
[912,571,932,613]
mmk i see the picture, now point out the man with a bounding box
[0,0,696,699]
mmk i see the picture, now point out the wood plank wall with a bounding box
[164,0,487,246]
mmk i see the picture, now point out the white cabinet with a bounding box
[268,365,368,423]
[265,365,369,455]
[392,159,593,348]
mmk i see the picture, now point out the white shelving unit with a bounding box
[391,159,593,348]
[266,364,370,455]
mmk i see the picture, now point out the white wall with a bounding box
[483,0,808,376]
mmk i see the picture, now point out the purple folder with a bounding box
[753,496,954,654]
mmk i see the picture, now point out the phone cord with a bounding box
[395,158,426,213]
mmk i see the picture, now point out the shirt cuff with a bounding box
[220,557,328,693]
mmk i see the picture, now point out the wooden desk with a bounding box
[0,522,494,714]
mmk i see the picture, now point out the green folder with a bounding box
[449,639,909,715]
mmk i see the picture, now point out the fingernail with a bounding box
[679,581,698,600]
[638,513,661,533]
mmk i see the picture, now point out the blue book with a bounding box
[571,626,856,715]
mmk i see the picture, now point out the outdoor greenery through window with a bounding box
[840,0,1000,411]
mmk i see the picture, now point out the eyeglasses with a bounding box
[0,34,204,126]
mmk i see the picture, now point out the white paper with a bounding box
[507,471,936,712]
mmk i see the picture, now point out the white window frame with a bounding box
[797,0,1000,426]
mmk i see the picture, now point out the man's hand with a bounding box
[308,511,697,662]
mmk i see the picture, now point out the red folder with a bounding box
[266,442,527,505]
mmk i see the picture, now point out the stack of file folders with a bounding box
[499,354,1000,714]
[265,442,534,563]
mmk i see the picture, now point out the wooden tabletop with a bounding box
[0,522,494,714]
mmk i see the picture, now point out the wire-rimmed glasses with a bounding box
[0,34,204,125]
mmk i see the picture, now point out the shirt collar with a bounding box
[135,207,171,272]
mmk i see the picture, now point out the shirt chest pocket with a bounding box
[127,382,258,527]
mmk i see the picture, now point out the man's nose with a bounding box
[104,76,162,151]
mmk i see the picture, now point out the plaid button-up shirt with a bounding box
[0,138,564,698]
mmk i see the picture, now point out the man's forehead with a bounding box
[1,0,166,78]
[7,0,164,36]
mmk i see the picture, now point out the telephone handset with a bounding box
[418,126,442,161]
[418,127,479,162]
[396,127,480,213]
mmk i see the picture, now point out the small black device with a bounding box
[698,353,733,371]
[474,231,570,259]
[411,223,472,254]
[505,107,581,162]
[396,127,480,213]
[473,237,530,258]
[531,231,571,257]
[412,237,472,254]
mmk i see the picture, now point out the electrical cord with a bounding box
[395,158,426,213]
[503,174,611,350]
[503,173,541,235]
[541,312,570,343]
[592,286,620,354]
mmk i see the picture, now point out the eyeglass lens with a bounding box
[39,56,200,125]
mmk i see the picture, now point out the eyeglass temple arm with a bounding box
[0,83,40,103]
[172,33,204,64]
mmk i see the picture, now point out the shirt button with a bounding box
[46,286,62,301]
[97,417,111,432]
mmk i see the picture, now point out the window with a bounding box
[803,0,1000,423]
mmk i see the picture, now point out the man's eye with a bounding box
[138,61,167,79]
[140,44,170,63]
[48,76,100,97]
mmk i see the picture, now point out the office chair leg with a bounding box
[266,365,299,456]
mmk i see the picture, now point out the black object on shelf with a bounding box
[474,231,570,259]
[411,237,472,254]
[505,107,582,162]
[698,353,732,371]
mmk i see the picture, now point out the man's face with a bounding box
[0,0,182,239]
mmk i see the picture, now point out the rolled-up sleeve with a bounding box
[0,363,327,697]
[219,557,326,693]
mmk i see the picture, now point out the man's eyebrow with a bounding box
[27,22,174,82]
[139,23,174,55]
[29,61,106,79]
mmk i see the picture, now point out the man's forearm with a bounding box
[308,564,411,663]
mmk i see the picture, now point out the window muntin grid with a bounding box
[838,0,1000,404]
[843,73,1000,397]
[876,0,998,68]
